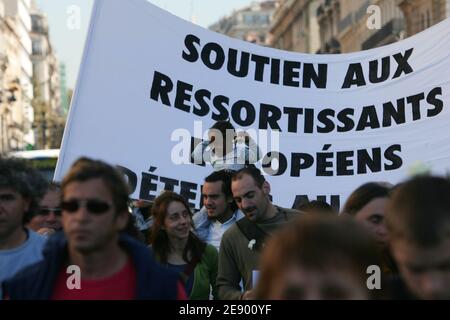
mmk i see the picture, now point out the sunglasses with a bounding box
[38,207,62,216]
[61,199,112,215]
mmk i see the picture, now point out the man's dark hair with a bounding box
[342,182,391,216]
[0,157,48,223]
[231,165,266,188]
[61,157,130,214]
[209,120,237,153]
[210,120,236,139]
[386,175,450,246]
[204,170,238,212]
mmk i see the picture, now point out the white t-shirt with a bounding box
[192,140,259,171]
[206,213,241,251]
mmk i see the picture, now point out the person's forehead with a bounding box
[63,178,112,199]
[232,174,257,188]
[355,197,388,218]
[40,189,61,206]
[280,264,364,290]
[232,175,259,196]
[0,187,21,196]
[203,181,223,194]
[43,189,61,199]
[394,237,450,266]
[167,201,187,215]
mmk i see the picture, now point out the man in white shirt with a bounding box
[193,170,244,251]
[191,120,260,172]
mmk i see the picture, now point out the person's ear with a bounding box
[262,181,270,195]
[23,197,31,212]
[116,211,129,230]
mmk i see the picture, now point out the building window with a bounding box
[244,13,255,25]
[31,15,44,33]
[32,41,43,56]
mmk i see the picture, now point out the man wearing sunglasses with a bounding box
[0,157,47,299]
[3,157,185,300]
[27,183,62,236]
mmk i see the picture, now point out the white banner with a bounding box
[55,0,450,211]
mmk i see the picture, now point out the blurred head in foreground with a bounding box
[386,175,450,300]
[255,215,381,300]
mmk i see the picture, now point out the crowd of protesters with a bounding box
[1,121,450,300]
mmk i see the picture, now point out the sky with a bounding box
[34,0,260,89]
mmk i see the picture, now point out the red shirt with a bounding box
[51,258,137,300]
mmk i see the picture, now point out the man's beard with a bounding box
[207,209,217,220]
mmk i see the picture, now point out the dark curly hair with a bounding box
[204,170,238,212]
[0,157,49,223]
